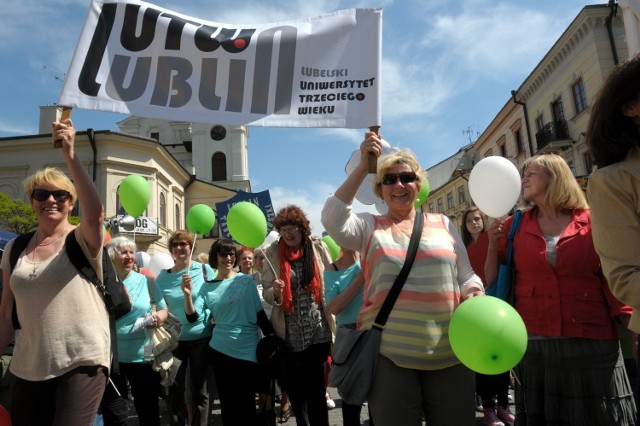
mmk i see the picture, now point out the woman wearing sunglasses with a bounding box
[0,119,109,425]
[261,206,335,426]
[183,239,273,425]
[321,133,484,426]
[155,230,213,426]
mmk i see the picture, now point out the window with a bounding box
[437,198,444,213]
[429,203,435,213]
[175,204,181,229]
[535,115,544,132]
[514,129,525,154]
[500,144,507,158]
[212,152,227,181]
[458,186,466,204]
[159,193,166,226]
[116,192,125,215]
[572,78,588,114]
[447,192,454,209]
[551,97,565,123]
[150,132,160,141]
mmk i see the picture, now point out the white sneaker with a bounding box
[326,393,336,410]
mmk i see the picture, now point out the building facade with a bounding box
[0,106,251,255]
[426,3,629,224]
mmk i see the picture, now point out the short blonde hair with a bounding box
[23,167,77,205]
[372,150,427,198]
[522,154,588,210]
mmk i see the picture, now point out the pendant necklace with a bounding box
[28,231,63,280]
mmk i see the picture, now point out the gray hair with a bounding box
[105,236,137,262]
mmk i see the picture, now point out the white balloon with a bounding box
[135,251,151,268]
[468,156,521,218]
[149,252,174,277]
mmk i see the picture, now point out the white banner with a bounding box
[620,0,640,56]
[58,0,382,128]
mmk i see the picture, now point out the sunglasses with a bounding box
[279,226,300,236]
[31,189,71,202]
[218,252,236,258]
[380,172,418,185]
[171,241,190,248]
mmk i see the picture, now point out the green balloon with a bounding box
[322,235,340,262]
[119,175,151,218]
[414,178,430,208]
[187,204,216,235]
[449,296,527,375]
[227,201,268,248]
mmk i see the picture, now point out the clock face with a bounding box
[210,125,227,141]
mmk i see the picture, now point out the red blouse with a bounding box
[497,208,630,340]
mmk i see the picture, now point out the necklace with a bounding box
[29,238,41,280]
[28,231,63,280]
[36,231,63,246]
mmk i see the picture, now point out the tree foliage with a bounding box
[0,193,37,234]
[0,193,80,233]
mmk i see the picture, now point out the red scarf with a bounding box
[278,241,321,314]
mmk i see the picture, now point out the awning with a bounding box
[0,229,18,253]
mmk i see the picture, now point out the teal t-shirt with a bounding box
[155,261,213,341]
[195,273,262,363]
[115,271,167,363]
[324,261,363,326]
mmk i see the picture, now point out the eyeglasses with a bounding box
[279,226,299,236]
[380,172,417,185]
[31,189,71,202]
[254,255,265,261]
[218,252,236,258]
[171,241,190,248]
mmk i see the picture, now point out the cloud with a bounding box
[268,182,377,237]
[0,120,37,137]
[421,2,567,81]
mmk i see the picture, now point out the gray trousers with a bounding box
[368,355,476,426]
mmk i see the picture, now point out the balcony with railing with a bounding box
[535,120,573,154]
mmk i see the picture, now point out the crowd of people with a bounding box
[0,53,639,426]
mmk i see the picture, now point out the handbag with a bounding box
[146,277,183,387]
[329,210,424,405]
[486,209,522,305]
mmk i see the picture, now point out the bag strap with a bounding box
[505,210,523,267]
[64,232,110,296]
[8,232,36,330]
[372,210,424,330]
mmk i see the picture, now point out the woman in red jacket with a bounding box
[486,153,636,425]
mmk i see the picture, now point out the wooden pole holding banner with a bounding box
[53,106,73,148]
[368,125,380,173]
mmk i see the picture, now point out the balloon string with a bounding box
[189,234,198,269]
[259,246,279,281]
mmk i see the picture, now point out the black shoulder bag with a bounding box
[329,211,424,405]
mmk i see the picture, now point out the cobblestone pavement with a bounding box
[121,386,514,425]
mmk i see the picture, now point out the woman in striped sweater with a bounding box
[321,132,484,426]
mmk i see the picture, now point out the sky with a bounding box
[0,0,597,235]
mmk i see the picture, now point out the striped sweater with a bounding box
[322,195,482,370]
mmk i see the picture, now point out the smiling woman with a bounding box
[261,205,335,426]
[321,130,485,425]
[0,119,108,425]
